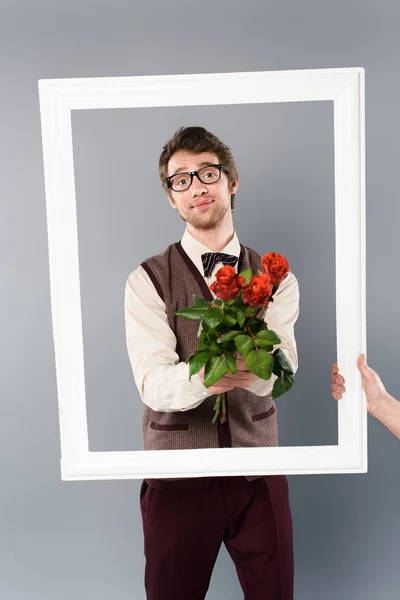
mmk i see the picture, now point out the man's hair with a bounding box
[158,126,238,208]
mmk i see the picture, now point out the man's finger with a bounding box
[332,363,339,374]
[224,373,254,383]
[236,362,248,371]
[234,358,249,372]
[209,384,235,393]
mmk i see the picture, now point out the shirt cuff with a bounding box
[246,373,277,396]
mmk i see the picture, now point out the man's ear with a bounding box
[230,176,239,195]
[167,193,176,209]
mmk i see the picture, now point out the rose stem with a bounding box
[212,394,222,424]
[221,394,226,422]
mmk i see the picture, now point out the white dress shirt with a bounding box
[125,229,299,413]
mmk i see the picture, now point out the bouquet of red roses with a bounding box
[176,253,295,424]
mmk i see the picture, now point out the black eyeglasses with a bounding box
[165,164,229,192]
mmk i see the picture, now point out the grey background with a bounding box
[72,101,336,451]
[1,1,399,599]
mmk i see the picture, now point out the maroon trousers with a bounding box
[140,475,293,600]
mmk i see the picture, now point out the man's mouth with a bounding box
[192,199,214,209]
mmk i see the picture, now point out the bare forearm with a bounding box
[370,393,400,440]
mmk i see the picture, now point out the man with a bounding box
[331,354,400,440]
[125,126,299,600]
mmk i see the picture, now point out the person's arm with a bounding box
[369,392,400,440]
[332,354,400,441]
[240,271,299,396]
[125,267,214,412]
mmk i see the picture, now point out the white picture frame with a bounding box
[38,67,366,481]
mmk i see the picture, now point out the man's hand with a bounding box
[222,356,259,388]
[198,356,259,393]
[331,354,389,414]
[198,364,235,394]
[356,353,389,414]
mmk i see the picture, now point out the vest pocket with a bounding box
[252,406,276,423]
[150,421,189,431]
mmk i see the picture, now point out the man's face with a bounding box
[166,151,239,231]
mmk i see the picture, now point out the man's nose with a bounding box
[190,175,208,196]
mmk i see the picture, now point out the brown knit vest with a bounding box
[140,241,279,486]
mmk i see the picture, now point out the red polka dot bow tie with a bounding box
[201,252,238,278]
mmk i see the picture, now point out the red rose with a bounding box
[237,275,246,288]
[209,265,241,301]
[261,252,290,286]
[242,274,271,306]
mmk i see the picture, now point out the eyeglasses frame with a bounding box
[165,163,229,192]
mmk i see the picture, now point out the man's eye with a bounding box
[177,178,188,186]
[204,171,217,179]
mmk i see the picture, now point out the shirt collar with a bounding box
[181,228,241,275]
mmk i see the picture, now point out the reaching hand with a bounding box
[356,353,388,414]
[331,354,389,414]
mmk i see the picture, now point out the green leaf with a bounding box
[213,298,224,307]
[229,296,244,307]
[223,350,237,374]
[226,298,238,307]
[208,341,220,355]
[197,319,204,338]
[238,268,253,285]
[256,329,281,345]
[237,310,245,328]
[244,305,260,316]
[247,318,263,336]
[245,348,273,380]
[188,351,209,378]
[204,355,229,387]
[203,308,224,329]
[206,330,218,344]
[193,295,210,308]
[199,330,208,344]
[186,347,205,363]
[271,371,294,399]
[217,330,241,343]
[272,348,294,375]
[201,319,210,330]
[234,334,255,357]
[228,305,239,315]
[253,329,279,351]
[223,313,237,327]
[175,307,207,320]
[254,339,274,351]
